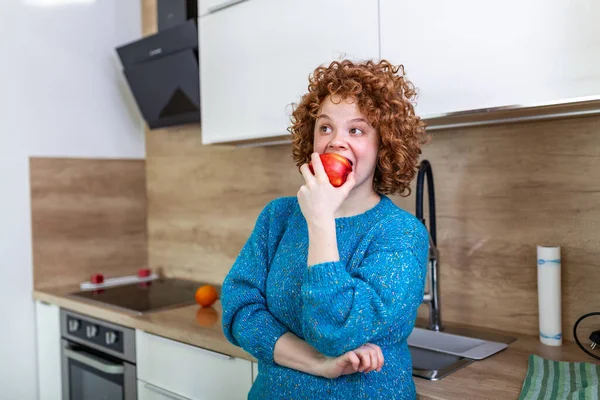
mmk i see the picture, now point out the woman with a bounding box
[221,59,430,399]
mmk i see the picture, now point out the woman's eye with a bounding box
[320,125,332,133]
[350,128,364,135]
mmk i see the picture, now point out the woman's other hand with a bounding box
[354,343,385,373]
[318,350,360,379]
[318,343,384,379]
[298,152,355,226]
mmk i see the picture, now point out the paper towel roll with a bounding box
[537,246,562,346]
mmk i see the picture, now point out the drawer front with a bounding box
[136,330,252,400]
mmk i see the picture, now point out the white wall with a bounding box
[0,0,145,398]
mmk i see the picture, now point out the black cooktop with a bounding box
[70,278,208,314]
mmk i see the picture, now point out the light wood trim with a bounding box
[142,0,157,36]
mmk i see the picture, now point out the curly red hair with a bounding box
[289,59,429,196]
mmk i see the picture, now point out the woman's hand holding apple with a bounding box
[298,152,355,226]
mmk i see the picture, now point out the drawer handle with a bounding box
[207,0,250,14]
[144,383,189,400]
[196,347,233,361]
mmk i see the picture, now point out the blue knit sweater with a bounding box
[221,195,429,399]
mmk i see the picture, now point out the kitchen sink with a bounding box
[408,327,509,360]
[410,346,474,381]
[409,326,516,381]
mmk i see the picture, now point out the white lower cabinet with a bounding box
[136,330,253,400]
[35,300,62,400]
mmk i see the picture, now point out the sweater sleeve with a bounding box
[221,202,289,363]
[301,219,429,357]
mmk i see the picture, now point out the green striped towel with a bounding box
[519,354,600,400]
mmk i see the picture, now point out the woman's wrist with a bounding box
[307,219,339,266]
[312,352,331,377]
[306,214,335,232]
[273,332,329,377]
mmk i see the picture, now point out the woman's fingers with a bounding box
[340,171,356,194]
[377,346,384,371]
[309,152,329,182]
[361,347,377,373]
[331,345,384,377]
[368,349,378,373]
[347,351,360,371]
[356,349,371,373]
[299,163,316,185]
[364,343,384,371]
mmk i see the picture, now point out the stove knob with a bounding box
[86,325,98,338]
[105,331,118,345]
[68,319,80,333]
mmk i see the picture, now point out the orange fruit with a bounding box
[195,284,219,307]
[196,307,219,327]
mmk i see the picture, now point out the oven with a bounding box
[60,310,137,400]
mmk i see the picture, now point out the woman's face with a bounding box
[313,95,380,192]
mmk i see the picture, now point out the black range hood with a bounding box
[116,19,200,130]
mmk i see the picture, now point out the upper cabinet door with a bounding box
[380,0,600,118]
[199,0,379,144]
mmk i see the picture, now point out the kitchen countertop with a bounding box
[413,329,600,399]
[33,284,251,361]
[34,286,599,400]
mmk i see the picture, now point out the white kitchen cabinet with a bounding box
[136,330,253,400]
[35,301,62,400]
[199,0,379,144]
[380,0,600,118]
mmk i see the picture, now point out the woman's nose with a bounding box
[327,132,347,150]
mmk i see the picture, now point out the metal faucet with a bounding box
[415,160,442,332]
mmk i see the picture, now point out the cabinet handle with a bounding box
[144,383,189,400]
[195,346,233,361]
[207,0,250,14]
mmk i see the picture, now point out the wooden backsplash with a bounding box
[142,2,599,340]
[145,126,304,282]
[30,158,147,289]
[145,116,600,341]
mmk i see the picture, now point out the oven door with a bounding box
[61,339,136,400]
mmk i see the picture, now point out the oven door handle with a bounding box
[64,348,124,375]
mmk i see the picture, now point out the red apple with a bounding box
[308,153,353,187]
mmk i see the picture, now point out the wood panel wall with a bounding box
[30,158,147,289]
[143,2,600,341]
[399,116,600,342]
[145,126,303,282]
